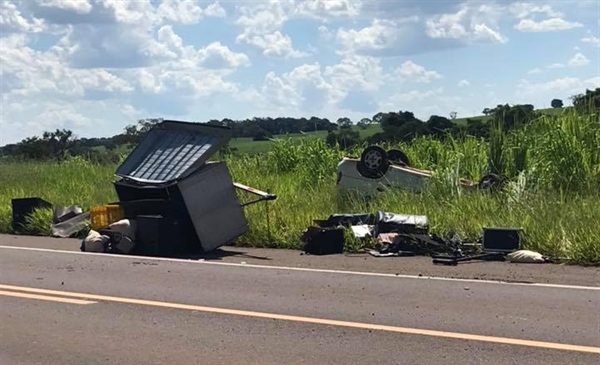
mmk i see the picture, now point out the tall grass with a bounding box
[0,110,598,264]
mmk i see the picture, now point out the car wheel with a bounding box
[387,149,410,167]
[360,146,389,170]
[478,173,503,191]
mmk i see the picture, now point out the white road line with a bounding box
[1,245,598,291]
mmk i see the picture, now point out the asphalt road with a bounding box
[0,240,599,364]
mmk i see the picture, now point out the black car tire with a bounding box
[387,149,410,167]
[357,146,389,179]
[478,173,503,190]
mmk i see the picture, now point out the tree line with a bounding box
[2,88,598,160]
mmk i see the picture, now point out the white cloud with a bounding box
[337,19,398,52]
[157,0,226,24]
[197,42,250,69]
[528,68,543,74]
[261,55,383,113]
[581,35,600,47]
[379,87,471,120]
[547,63,565,69]
[157,0,204,24]
[516,77,600,100]
[0,25,244,141]
[0,34,132,99]
[425,8,468,39]
[514,18,583,32]
[568,53,590,67]
[100,0,158,26]
[425,6,506,43]
[508,3,561,18]
[262,71,302,108]
[336,19,408,51]
[204,1,226,18]
[235,1,288,35]
[261,63,334,110]
[471,23,506,43]
[145,26,250,71]
[318,25,333,40]
[295,0,360,19]
[385,88,444,104]
[395,61,442,83]
[38,0,92,14]
[243,31,307,59]
[324,55,383,93]
[0,0,44,32]
[235,2,305,59]
[458,79,470,87]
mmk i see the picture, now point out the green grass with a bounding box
[233,109,568,155]
[1,109,598,264]
[230,124,382,155]
[453,107,568,125]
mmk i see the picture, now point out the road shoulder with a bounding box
[1,234,598,287]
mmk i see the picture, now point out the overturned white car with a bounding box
[336,146,502,195]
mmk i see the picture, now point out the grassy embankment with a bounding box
[0,108,598,264]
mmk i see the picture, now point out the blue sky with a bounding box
[1,0,598,144]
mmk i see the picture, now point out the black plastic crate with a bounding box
[482,227,522,252]
[134,215,194,256]
[11,197,52,230]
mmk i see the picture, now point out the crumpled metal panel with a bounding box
[116,120,232,183]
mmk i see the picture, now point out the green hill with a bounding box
[231,107,569,155]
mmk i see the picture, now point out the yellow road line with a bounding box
[0,284,598,354]
[0,290,97,305]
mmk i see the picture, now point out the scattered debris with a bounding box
[81,230,109,252]
[432,227,522,266]
[507,250,548,263]
[350,225,371,239]
[304,211,431,256]
[52,205,89,238]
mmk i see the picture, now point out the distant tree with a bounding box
[337,117,352,129]
[326,129,361,150]
[571,88,600,112]
[356,121,368,130]
[482,108,493,115]
[123,118,163,146]
[378,111,424,142]
[491,104,538,130]
[395,120,430,141]
[464,119,490,139]
[372,112,385,124]
[206,119,224,126]
[449,111,458,120]
[551,99,563,108]
[426,115,453,137]
[43,129,75,159]
[13,129,76,160]
[360,117,373,125]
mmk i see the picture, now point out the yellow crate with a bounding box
[90,205,124,230]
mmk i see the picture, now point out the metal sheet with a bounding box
[115,120,232,183]
[178,162,248,251]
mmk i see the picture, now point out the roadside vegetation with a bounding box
[0,90,598,264]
